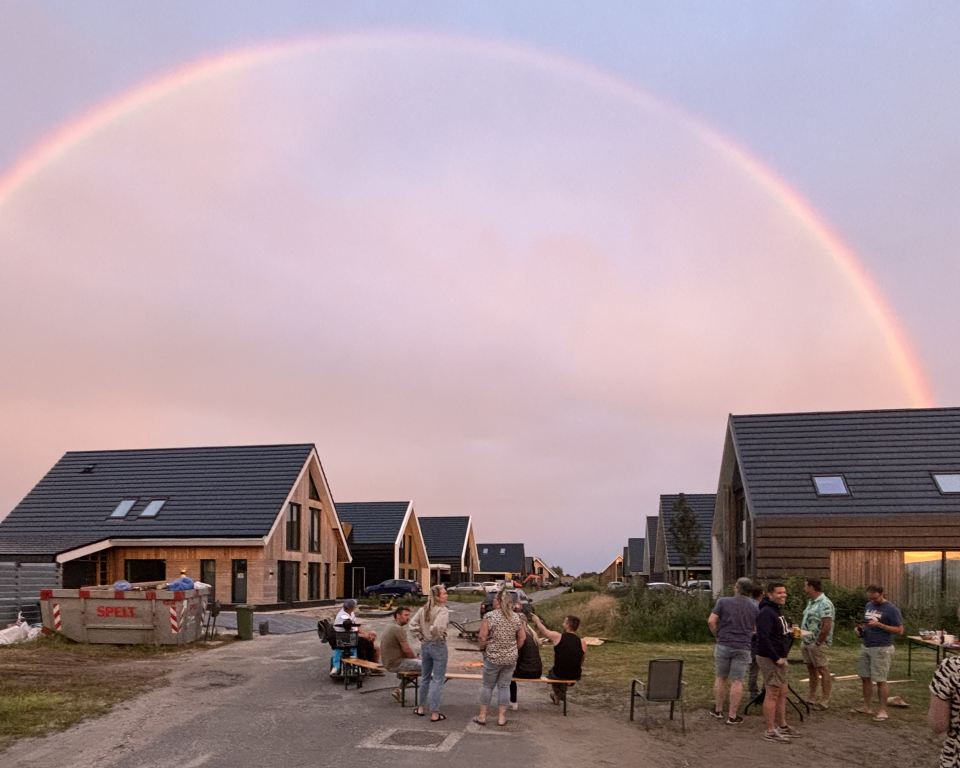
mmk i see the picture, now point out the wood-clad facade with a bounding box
[712,408,960,604]
[599,555,623,584]
[0,444,351,608]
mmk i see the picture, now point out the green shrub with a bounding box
[613,588,715,642]
[569,579,602,593]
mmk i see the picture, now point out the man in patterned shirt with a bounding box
[801,578,835,709]
[929,655,960,767]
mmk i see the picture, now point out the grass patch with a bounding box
[0,633,215,752]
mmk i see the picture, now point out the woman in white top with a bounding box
[409,585,450,721]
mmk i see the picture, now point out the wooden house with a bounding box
[335,501,430,598]
[476,543,526,581]
[599,555,624,585]
[523,556,558,586]
[711,408,960,603]
[418,516,479,586]
[626,537,646,584]
[0,445,351,607]
[655,493,715,585]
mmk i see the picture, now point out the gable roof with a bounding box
[0,444,317,555]
[730,407,960,517]
[627,538,645,573]
[418,516,471,560]
[659,493,715,568]
[336,502,412,545]
[645,515,659,564]
[477,543,525,574]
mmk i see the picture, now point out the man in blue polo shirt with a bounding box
[853,584,903,722]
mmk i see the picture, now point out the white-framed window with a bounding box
[110,499,137,518]
[933,473,960,494]
[812,475,849,496]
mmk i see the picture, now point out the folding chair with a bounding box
[630,658,685,732]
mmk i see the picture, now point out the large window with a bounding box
[286,503,301,551]
[398,536,406,564]
[309,507,321,553]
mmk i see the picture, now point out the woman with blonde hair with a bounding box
[409,584,450,721]
[475,590,525,726]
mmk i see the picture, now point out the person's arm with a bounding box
[929,692,951,734]
[580,638,588,658]
[531,613,561,644]
[400,639,416,659]
[707,612,719,636]
[817,617,832,645]
[866,616,904,635]
[478,617,490,651]
[516,623,526,650]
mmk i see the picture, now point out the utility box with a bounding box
[39,585,210,644]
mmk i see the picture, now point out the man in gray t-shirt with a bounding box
[707,577,759,724]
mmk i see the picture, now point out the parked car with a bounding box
[447,581,485,594]
[683,579,712,592]
[606,581,628,590]
[496,579,522,589]
[363,579,422,597]
[646,582,684,592]
[480,588,533,617]
[481,581,500,593]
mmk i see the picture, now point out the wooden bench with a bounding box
[340,657,386,690]
[396,670,578,715]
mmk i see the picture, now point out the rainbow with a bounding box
[0,33,933,408]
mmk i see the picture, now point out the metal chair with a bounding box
[630,658,685,732]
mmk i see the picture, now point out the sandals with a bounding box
[472,717,486,727]
[431,713,447,722]
[497,718,507,727]
[413,707,425,716]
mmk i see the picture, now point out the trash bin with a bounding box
[39,585,210,644]
[236,604,255,641]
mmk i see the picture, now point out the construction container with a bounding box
[39,585,210,644]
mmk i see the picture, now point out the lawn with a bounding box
[532,590,944,751]
[0,633,224,752]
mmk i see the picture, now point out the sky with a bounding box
[1,2,959,576]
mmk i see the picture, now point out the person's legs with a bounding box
[428,642,448,717]
[496,663,516,723]
[876,681,889,717]
[748,656,760,700]
[805,664,818,702]
[776,684,788,728]
[331,648,343,673]
[509,680,518,704]
[872,646,893,718]
[855,645,874,712]
[478,656,497,721]
[713,676,728,713]
[418,642,434,715]
[859,677,873,711]
[762,684,780,732]
[727,649,750,717]
[729,680,744,717]
[818,665,832,706]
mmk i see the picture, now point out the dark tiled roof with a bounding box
[418,516,470,559]
[660,493,715,568]
[337,502,410,545]
[645,516,659,555]
[0,444,315,555]
[477,543,525,574]
[525,556,534,572]
[627,538,645,572]
[731,408,960,517]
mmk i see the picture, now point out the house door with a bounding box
[351,567,365,599]
[231,559,247,603]
[200,560,217,601]
[278,561,299,603]
[62,560,98,589]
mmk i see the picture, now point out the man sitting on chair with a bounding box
[381,606,421,701]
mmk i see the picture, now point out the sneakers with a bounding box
[726,715,744,725]
[764,730,791,743]
[777,725,803,738]
[329,667,339,677]
[709,708,724,719]
[509,702,519,710]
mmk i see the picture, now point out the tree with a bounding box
[552,565,564,576]
[668,493,703,583]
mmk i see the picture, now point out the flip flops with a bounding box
[873,713,889,722]
[391,689,402,703]
[413,707,425,716]
[850,707,873,715]
[472,717,487,727]
[431,713,447,722]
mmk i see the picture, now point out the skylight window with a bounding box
[500,548,506,554]
[482,547,488,554]
[110,499,137,518]
[812,476,849,496]
[140,500,166,517]
[933,474,960,494]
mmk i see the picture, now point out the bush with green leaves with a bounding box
[613,587,715,642]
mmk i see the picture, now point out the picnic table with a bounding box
[907,635,960,676]
[395,670,578,715]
